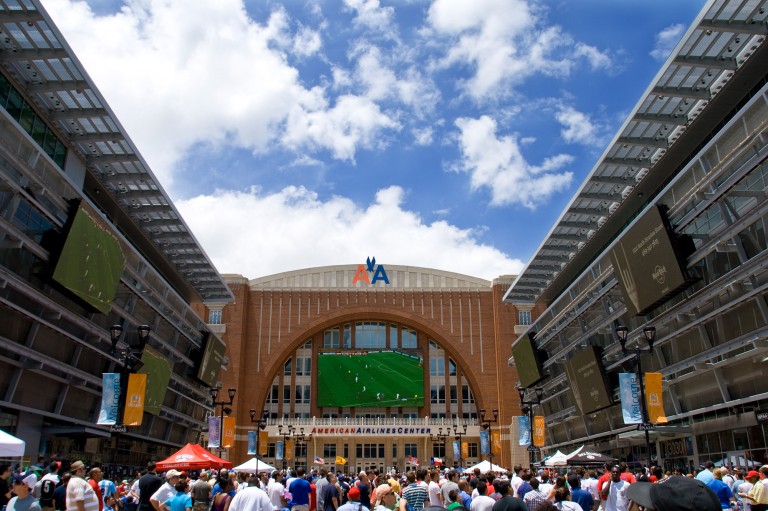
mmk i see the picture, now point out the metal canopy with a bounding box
[0,1,233,303]
[504,0,768,305]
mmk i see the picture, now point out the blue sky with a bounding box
[45,0,703,281]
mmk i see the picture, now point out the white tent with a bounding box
[544,450,568,467]
[463,460,508,474]
[231,457,277,474]
[0,430,25,457]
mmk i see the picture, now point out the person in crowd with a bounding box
[457,479,472,509]
[54,473,71,511]
[315,470,329,511]
[357,472,372,511]
[211,481,234,511]
[521,479,545,511]
[150,470,181,511]
[1,464,13,511]
[489,480,527,511]
[399,472,428,511]
[537,474,552,501]
[104,496,117,511]
[600,467,629,511]
[552,487,582,511]
[706,468,735,510]
[288,468,312,511]
[191,472,212,511]
[372,484,397,511]
[546,477,566,503]
[7,472,40,511]
[339,487,367,511]
[626,475,720,511]
[515,473,531,501]
[87,468,104,511]
[740,470,768,511]
[446,490,463,511]
[321,474,339,511]
[138,464,163,511]
[227,476,272,511]
[67,462,100,511]
[469,479,495,511]
[426,471,441,508]
[440,473,459,508]
[735,469,753,511]
[566,475,593,511]
[697,462,716,485]
[166,481,192,511]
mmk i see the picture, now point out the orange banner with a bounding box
[533,416,546,447]
[123,373,146,426]
[259,431,269,456]
[222,416,235,448]
[286,439,294,461]
[461,442,469,460]
[491,430,501,454]
[645,372,668,423]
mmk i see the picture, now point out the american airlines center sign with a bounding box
[308,426,436,436]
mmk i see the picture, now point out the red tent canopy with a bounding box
[156,443,232,471]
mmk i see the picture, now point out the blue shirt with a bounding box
[570,488,594,511]
[289,478,311,506]
[705,479,733,509]
[167,492,192,511]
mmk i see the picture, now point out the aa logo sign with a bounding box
[352,257,390,285]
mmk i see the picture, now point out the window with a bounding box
[267,443,276,458]
[432,443,445,458]
[267,385,279,404]
[296,357,311,376]
[519,310,532,326]
[449,359,457,376]
[390,324,398,348]
[404,444,417,457]
[356,444,385,458]
[450,386,458,404]
[467,443,478,458]
[462,385,475,404]
[343,324,352,348]
[295,443,307,460]
[208,309,222,324]
[430,357,445,376]
[392,444,397,459]
[283,385,291,404]
[295,385,310,404]
[284,359,292,375]
[430,385,446,404]
[323,444,337,459]
[324,327,340,348]
[355,321,386,348]
[402,328,418,349]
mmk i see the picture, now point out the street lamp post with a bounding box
[479,408,499,465]
[453,424,467,468]
[108,324,151,433]
[616,325,657,471]
[210,386,236,457]
[277,423,295,470]
[516,385,543,469]
[291,427,312,470]
[249,409,268,469]
[430,427,449,467]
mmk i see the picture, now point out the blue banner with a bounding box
[453,441,460,460]
[97,373,121,425]
[480,430,489,455]
[208,416,220,448]
[619,373,643,424]
[276,440,284,460]
[248,431,257,455]
[518,416,531,446]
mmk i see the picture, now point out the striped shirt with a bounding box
[66,477,100,511]
[402,484,429,510]
[523,489,547,511]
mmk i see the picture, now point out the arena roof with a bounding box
[0,1,233,302]
[503,0,768,305]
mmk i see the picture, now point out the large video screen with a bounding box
[564,346,612,415]
[51,204,125,315]
[512,335,547,388]
[610,205,690,316]
[317,351,424,407]
[197,333,226,388]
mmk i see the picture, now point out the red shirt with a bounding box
[88,479,104,511]
[309,483,316,511]
[596,473,611,501]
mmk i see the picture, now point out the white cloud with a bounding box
[343,0,396,35]
[176,185,524,280]
[651,24,685,61]
[293,25,323,57]
[555,106,601,146]
[454,115,573,208]
[574,43,612,71]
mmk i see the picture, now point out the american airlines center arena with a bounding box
[195,265,530,472]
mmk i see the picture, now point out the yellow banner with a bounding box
[222,417,235,448]
[491,430,501,454]
[259,431,269,456]
[336,455,347,465]
[123,373,146,426]
[461,442,469,460]
[645,372,668,423]
[286,439,294,461]
[533,416,546,447]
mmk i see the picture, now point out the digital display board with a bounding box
[197,333,226,387]
[564,346,612,414]
[511,334,547,388]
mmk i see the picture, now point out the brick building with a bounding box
[197,265,529,471]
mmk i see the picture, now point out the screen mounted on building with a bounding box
[564,346,612,415]
[317,351,424,407]
[197,332,226,388]
[511,334,547,388]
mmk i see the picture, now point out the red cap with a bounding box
[747,470,760,479]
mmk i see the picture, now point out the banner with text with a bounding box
[491,430,501,454]
[645,372,667,423]
[222,417,235,448]
[619,372,643,424]
[247,431,257,455]
[98,373,120,425]
[208,416,220,448]
[461,442,468,460]
[480,430,489,455]
[259,431,269,456]
[518,416,531,446]
[533,416,546,447]
[276,440,284,460]
[453,441,460,460]
[286,439,294,461]
[123,373,146,426]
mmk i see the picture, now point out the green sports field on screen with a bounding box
[317,351,424,407]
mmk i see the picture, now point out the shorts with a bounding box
[193,502,211,511]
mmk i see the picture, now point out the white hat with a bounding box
[23,473,38,489]
[165,469,182,479]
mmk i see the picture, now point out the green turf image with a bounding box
[317,351,424,407]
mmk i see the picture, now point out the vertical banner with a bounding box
[491,430,501,455]
[259,431,269,456]
[247,431,257,455]
[123,373,146,426]
[461,442,468,460]
[533,416,546,447]
[208,416,221,448]
[619,373,643,424]
[645,372,668,423]
[479,430,489,455]
[276,440,285,460]
[286,439,294,461]
[222,417,235,448]
[98,373,121,425]
[518,416,531,446]
[452,441,460,460]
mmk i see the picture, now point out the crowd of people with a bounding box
[3,460,768,511]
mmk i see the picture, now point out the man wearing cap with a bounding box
[150,471,182,511]
[7,472,40,511]
[625,475,720,511]
[337,487,367,511]
[66,462,99,511]
[740,470,768,511]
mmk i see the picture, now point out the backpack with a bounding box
[40,478,57,507]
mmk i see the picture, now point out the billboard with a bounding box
[511,334,547,388]
[197,332,226,387]
[564,346,612,415]
[610,205,693,316]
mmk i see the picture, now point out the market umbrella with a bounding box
[156,443,232,471]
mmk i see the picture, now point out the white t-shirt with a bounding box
[469,495,495,511]
[229,487,273,511]
[605,479,630,511]
[556,502,584,511]
[427,482,442,507]
[267,481,285,510]
[150,482,177,508]
[581,477,599,500]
